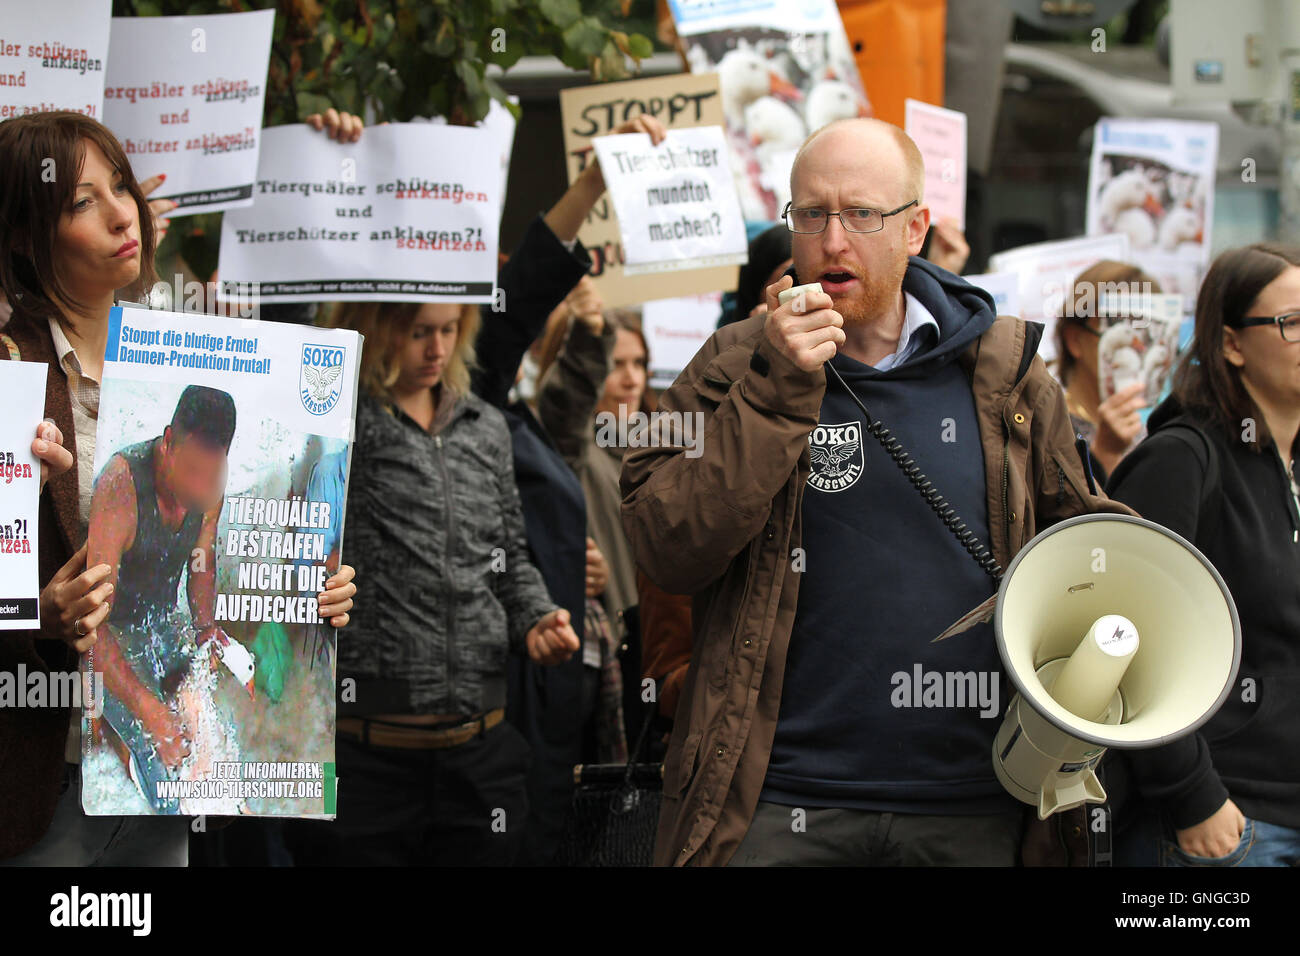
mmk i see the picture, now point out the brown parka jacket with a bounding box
[620,296,1137,867]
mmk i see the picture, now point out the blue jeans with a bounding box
[1116,802,1300,867]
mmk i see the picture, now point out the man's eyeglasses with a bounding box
[782,199,919,235]
[1227,311,1300,342]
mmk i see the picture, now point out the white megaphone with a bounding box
[993,513,1241,819]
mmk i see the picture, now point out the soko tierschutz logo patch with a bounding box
[808,421,863,493]
[299,343,346,416]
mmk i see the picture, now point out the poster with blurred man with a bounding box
[81,306,360,818]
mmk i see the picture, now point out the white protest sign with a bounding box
[592,126,747,276]
[905,99,967,231]
[962,271,1020,317]
[643,291,723,389]
[103,10,274,215]
[0,0,110,121]
[987,233,1131,363]
[217,123,501,304]
[417,95,518,224]
[0,360,47,631]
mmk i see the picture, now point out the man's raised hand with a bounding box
[762,276,845,373]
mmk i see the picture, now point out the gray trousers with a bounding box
[726,800,1024,866]
[0,764,189,867]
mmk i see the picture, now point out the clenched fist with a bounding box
[526,608,580,665]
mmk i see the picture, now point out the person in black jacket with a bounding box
[474,115,663,863]
[472,115,666,865]
[1107,242,1300,867]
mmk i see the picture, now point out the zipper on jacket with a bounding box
[1000,432,1011,558]
[434,432,459,712]
[1274,451,1300,543]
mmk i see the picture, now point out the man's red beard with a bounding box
[831,257,907,325]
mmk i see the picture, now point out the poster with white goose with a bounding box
[80,307,360,818]
[1085,118,1219,310]
[669,0,871,223]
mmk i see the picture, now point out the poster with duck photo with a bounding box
[1096,292,1184,406]
[80,306,361,818]
[1085,118,1219,309]
[669,0,871,223]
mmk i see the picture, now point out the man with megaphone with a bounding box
[621,117,1140,867]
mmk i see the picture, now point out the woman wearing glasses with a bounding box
[1106,242,1300,866]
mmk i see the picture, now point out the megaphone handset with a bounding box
[1049,614,1139,723]
[778,282,1003,582]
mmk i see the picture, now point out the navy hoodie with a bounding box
[761,257,1020,814]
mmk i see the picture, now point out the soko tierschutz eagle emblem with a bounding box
[300,343,346,416]
[807,421,864,493]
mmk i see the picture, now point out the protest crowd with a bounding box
[1,0,1298,877]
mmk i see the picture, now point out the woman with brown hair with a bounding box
[308,296,580,866]
[536,293,653,627]
[1054,260,1161,482]
[0,110,358,865]
[1107,242,1300,867]
[535,288,654,757]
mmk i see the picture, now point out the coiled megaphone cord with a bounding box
[824,361,1004,582]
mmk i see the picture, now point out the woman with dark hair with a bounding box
[1106,242,1300,867]
[719,224,793,327]
[1055,260,1160,483]
[0,110,358,865]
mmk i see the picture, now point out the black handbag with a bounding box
[556,697,663,867]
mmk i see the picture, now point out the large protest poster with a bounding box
[1085,118,1219,308]
[987,233,1131,365]
[560,72,737,308]
[0,0,111,120]
[217,123,502,304]
[0,360,47,631]
[669,0,870,223]
[102,10,274,215]
[81,307,361,818]
[592,126,747,276]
